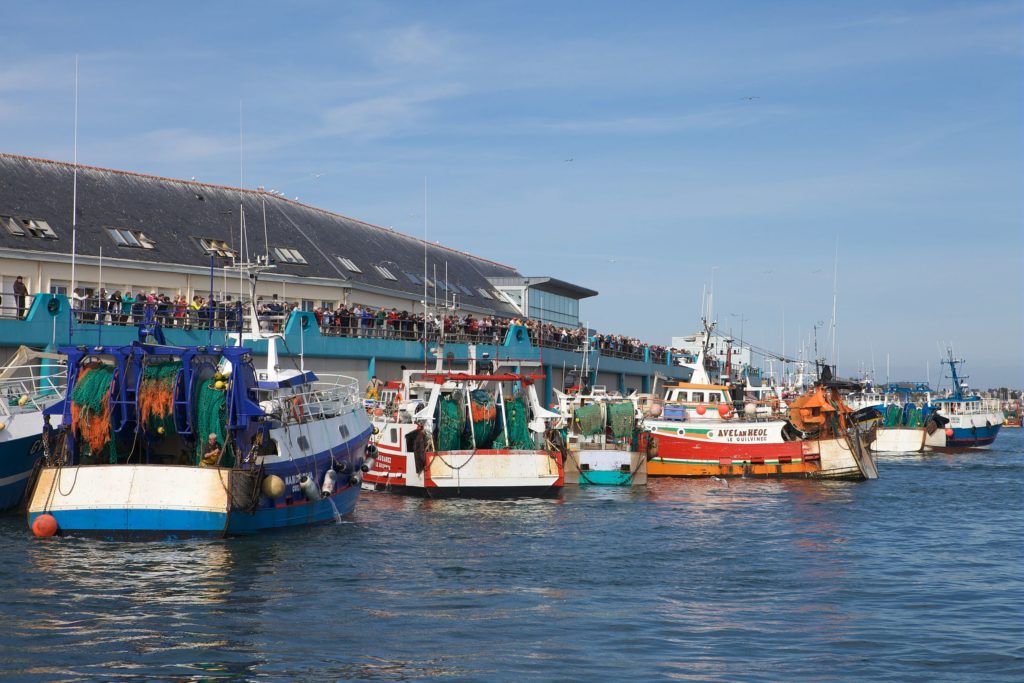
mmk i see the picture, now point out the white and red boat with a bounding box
[363,343,564,497]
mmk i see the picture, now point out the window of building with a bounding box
[198,238,236,258]
[25,219,58,239]
[301,299,315,312]
[107,227,155,249]
[404,272,422,285]
[273,247,307,264]
[337,257,362,273]
[1,215,26,236]
[320,300,334,310]
[527,288,579,327]
[477,288,493,299]
[374,265,398,281]
[49,282,68,296]
[458,284,475,296]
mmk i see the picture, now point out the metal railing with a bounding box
[0,364,67,418]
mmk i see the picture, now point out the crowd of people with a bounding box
[57,291,670,363]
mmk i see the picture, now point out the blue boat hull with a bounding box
[0,433,41,511]
[946,423,1001,449]
[27,425,371,539]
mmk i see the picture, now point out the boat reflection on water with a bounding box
[18,538,266,681]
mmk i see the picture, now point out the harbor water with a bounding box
[1,432,1021,681]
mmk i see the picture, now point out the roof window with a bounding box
[404,272,422,285]
[198,237,236,258]
[477,288,493,299]
[273,247,307,264]
[374,265,398,281]
[1,215,26,236]
[336,257,362,273]
[457,284,474,296]
[107,227,155,249]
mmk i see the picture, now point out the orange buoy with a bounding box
[717,404,732,418]
[32,514,58,538]
[945,428,954,437]
[695,405,707,416]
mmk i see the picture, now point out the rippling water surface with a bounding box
[2,431,1022,681]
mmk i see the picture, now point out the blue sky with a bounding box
[2,1,1021,387]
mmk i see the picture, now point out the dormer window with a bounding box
[107,227,155,248]
[2,216,58,239]
[273,247,307,264]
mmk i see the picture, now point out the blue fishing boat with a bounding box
[929,351,1003,449]
[0,347,65,510]
[26,300,372,539]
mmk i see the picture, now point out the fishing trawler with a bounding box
[362,328,564,497]
[0,346,65,510]
[554,386,647,486]
[928,351,1003,449]
[868,386,948,452]
[642,326,877,480]
[26,270,372,539]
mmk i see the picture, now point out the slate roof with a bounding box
[0,153,521,314]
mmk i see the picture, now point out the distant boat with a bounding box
[0,346,65,510]
[928,351,1003,450]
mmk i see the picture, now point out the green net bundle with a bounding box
[138,361,180,437]
[575,403,605,436]
[884,404,902,428]
[70,364,116,462]
[905,406,923,428]
[606,402,636,439]
[438,393,466,451]
[469,390,496,448]
[194,378,233,466]
[493,395,532,450]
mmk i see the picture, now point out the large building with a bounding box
[0,153,689,399]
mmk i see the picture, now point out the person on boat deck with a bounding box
[201,433,222,467]
[407,421,429,474]
[366,375,383,400]
[13,275,28,319]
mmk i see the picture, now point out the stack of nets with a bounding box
[574,403,604,436]
[138,361,180,437]
[606,402,636,440]
[493,395,532,450]
[438,392,466,451]
[884,404,902,428]
[904,404,923,428]
[194,377,233,466]
[70,363,116,462]
[469,390,496,448]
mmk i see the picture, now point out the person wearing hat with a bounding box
[201,433,222,467]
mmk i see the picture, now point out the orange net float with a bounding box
[32,514,58,537]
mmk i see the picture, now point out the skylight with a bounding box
[337,257,362,273]
[273,247,307,264]
[374,265,398,281]
[1,215,25,236]
[478,288,493,299]
[198,237,235,258]
[404,272,422,285]
[107,227,155,249]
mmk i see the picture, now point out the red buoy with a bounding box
[695,405,707,415]
[717,404,732,418]
[32,514,58,538]
[945,428,954,437]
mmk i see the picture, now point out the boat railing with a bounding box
[299,374,362,419]
[0,365,67,417]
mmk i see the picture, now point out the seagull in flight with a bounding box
[564,158,574,162]
[742,96,760,101]
[313,172,325,179]
[812,268,823,274]
[711,476,729,487]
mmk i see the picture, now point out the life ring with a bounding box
[291,395,306,423]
